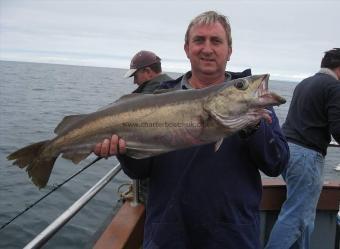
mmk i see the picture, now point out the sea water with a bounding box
[0,61,339,248]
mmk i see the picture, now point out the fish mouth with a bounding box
[258,92,286,106]
[254,74,286,106]
[244,74,286,123]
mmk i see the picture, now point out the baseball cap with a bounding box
[124,50,161,78]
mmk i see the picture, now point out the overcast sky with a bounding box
[0,0,339,81]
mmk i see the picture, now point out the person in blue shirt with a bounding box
[95,11,289,249]
[265,48,340,249]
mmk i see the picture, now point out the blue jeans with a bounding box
[265,142,324,249]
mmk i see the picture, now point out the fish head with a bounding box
[205,74,286,129]
[227,74,286,107]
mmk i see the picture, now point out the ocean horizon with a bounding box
[0,58,309,83]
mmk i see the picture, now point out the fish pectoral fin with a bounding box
[62,151,91,164]
[214,138,224,152]
[54,114,88,135]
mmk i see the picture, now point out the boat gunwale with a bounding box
[261,178,340,211]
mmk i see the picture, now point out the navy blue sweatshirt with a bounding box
[119,70,289,249]
[282,72,340,155]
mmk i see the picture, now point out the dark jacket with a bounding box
[119,70,289,249]
[132,73,173,93]
[282,72,340,155]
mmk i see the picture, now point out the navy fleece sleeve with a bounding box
[117,154,153,179]
[244,107,289,176]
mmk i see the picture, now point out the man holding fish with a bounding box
[95,11,289,249]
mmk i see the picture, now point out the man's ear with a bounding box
[335,66,340,80]
[226,46,232,61]
[144,67,155,78]
[184,43,189,59]
[144,67,152,74]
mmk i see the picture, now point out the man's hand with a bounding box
[94,134,126,158]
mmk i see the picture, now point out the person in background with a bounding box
[95,11,289,249]
[124,50,172,93]
[124,50,172,203]
[265,48,340,249]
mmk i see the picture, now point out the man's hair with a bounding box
[148,61,162,74]
[321,48,340,69]
[184,10,232,48]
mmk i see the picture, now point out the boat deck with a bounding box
[93,178,340,249]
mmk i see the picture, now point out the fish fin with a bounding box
[153,88,177,94]
[7,140,57,188]
[27,155,58,189]
[62,151,91,164]
[7,140,49,168]
[214,138,224,152]
[97,103,114,111]
[97,93,146,111]
[54,114,87,135]
[115,93,143,102]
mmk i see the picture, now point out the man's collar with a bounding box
[318,68,338,80]
[180,71,232,89]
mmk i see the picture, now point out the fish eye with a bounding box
[234,79,249,90]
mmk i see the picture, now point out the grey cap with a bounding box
[124,50,161,78]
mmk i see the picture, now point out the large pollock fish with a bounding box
[7,74,286,188]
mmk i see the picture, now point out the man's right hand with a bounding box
[94,134,126,158]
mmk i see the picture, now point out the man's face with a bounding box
[133,68,149,85]
[184,22,232,78]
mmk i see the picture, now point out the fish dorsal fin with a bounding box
[54,114,87,135]
[153,88,177,94]
[97,93,146,111]
[115,93,144,102]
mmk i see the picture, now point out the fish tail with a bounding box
[7,140,58,188]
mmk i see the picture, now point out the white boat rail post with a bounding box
[335,203,340,249]
[131,179,140,206]
[329,141,339,147]
[23,163,122,249]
